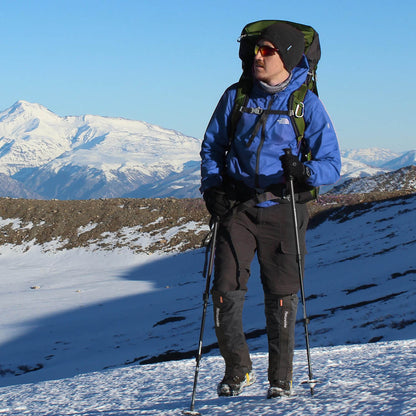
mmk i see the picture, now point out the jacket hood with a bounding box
[290,54,309,90]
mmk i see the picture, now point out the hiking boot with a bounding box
[267,380,293,399]
[217,371,256,397]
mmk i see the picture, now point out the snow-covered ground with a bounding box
[1,340,415,415]
[0,193,415,414]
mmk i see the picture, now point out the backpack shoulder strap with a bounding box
[228,85,248,149]
[227,73,252,149]
[288,84,318,199]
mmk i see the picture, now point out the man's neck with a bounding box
[259,73,292,94]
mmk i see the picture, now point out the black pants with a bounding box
[213,203,308,293]
[212,203,309,383]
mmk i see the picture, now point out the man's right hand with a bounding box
[203,186,231,219]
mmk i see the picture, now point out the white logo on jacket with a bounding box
[278,117,290,125]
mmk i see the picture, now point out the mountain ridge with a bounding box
[0,100,414,199]
[0,190,414,253]
[329,165,416,194]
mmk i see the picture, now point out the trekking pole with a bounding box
[183,218,219,416]
[283,148,316,396]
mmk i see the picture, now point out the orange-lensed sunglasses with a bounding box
[254,44,279,57]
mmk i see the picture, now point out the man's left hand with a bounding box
[280,153,310,182]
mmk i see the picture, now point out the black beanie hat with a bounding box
[260,22,305,72]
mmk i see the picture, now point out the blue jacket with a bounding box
[200,55,341,193]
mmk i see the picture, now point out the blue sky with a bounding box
[0,0,414,152]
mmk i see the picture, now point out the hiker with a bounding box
[200,21,341,398]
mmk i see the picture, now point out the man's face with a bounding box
[252,40,290,86]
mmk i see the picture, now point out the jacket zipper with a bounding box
[255,122,266,188]
[254,96,276,188]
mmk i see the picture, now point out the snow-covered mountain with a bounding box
[0,101,414,199]
[381,149,416,170]
[330,165,416,194]
[317,148,415,193]
[0,173,42,199]
[0,101,202,199]
[326,147,416,194]
[341,148,401,167]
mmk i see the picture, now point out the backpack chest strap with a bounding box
[240,89,306,148]
[239,106,290,116]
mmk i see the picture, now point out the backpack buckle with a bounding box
[294,102,305,118]
[240,106,264,115]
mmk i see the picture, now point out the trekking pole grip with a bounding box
[283,148,295,182]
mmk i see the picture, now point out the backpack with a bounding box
[228,20,321,200]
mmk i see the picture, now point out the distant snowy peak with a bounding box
[1,100,50,117]
[0,102,74,175]
[381,150,416,170]
[340,156,388,177]
[0,100,62,127]
[341,148,402,167]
